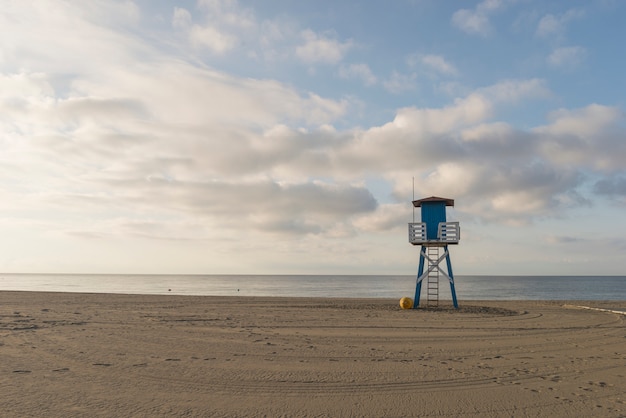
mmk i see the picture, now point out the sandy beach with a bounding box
[1,292,624,417]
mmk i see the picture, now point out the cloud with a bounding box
[547,46,587,69]
[451,0,505,36]
[535,9,585,39]
[327,85,620,224]
[338,63,377,86]
[296,30,353,65]
[102,178,378,236]
[479,78,551,103]
[65,218,215,241]
[173,0,257,54]
[189,24,237,52]
[0,2,149,76]
[538,104,620,138]
[383,71,417,94]
[3,0,626,252]
[0,72,55,105]
[416,161,583,223]
[173,1,353,69]
[4,19,622,237]
[0,32,356,240]
[545,235,586,244]
[352,203,408,232]
[451,9,491,36]
[197,0,256,29]
[418,54,459,76]
[172,7,192,29]
[175,3,241,53]
[533,104,625,170]
[593,176,626,197]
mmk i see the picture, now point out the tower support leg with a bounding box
[444,246,459,309]
[413,245,425,308]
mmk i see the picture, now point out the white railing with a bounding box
[437,222,460,243]
[408,222,426,244]
[408,221,460,245]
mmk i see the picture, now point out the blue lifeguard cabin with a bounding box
[408,196,460,308]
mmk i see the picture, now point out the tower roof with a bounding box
[412,196,454,207]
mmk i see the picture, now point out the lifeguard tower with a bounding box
[408,196,460,308]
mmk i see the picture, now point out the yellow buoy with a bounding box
[399,297,413,309]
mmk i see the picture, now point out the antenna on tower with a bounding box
[412,177,415,223]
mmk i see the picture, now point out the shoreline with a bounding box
[2,289,625,315]
[1,288,625,302]
[1,292,624,417]
[1,274,624,301]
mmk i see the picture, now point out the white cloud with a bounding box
[419,54,459,76]
[173,0,259,54]
[197,0,255,29]
[352,203,408,232]
[479,78,551,103]
[0,2,149,76]
[451,0,505,36]
[296,30,352,65]
[535,9,585,39]
[451,9,491,36]
[547,46,587,68]
[338,63,377,86]
[198,0,236,14]
[0,9,358,242]
[79,0,142,27]
[533,104,625,171]
[417,160,582,223]
[189,24,236,52]
[395,93,492,132]
[0,72,55,101]
[460,121,514,143]
[172,7,192,29]
[383,71,417,94]
[119,1,141,22]
[538,104,620,139]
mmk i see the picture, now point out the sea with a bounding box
[0,274,624,301]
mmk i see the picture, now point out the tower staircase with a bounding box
[426,246,439,306]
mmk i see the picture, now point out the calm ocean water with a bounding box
[0,274,624,300]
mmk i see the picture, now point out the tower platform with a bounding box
[408,222,460,246]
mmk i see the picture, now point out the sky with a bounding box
[1,0,626,276]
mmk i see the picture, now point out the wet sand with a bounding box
[1,292,624,417]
